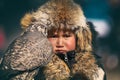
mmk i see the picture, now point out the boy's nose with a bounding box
[56,37,64,47]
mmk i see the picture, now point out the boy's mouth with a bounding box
[55,50,66,54]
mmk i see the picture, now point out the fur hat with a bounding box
[20,0,92,53]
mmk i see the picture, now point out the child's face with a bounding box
[48,30,76,54]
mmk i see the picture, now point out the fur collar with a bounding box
[43,52,100,80]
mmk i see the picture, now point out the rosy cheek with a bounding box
[66,39,76,50]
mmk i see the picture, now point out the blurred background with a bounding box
[0,0,120,80]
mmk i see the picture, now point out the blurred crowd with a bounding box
[0,0,120,80]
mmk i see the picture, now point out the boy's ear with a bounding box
[20,13,33,29]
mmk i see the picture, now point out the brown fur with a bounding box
[20,13,33,29]
[44,54,70,80]
[76,26,92,52]
[42,52,98,80]
[72,52,98,80]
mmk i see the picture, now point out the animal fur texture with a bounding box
[0,0,105,80]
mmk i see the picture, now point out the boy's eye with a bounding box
[63,34,71,37]
[51,34,58,38]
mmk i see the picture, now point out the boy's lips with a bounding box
[55,50,66,54]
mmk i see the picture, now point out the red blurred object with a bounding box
[0,28,6,49]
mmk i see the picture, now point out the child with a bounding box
[0,0,106,80]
